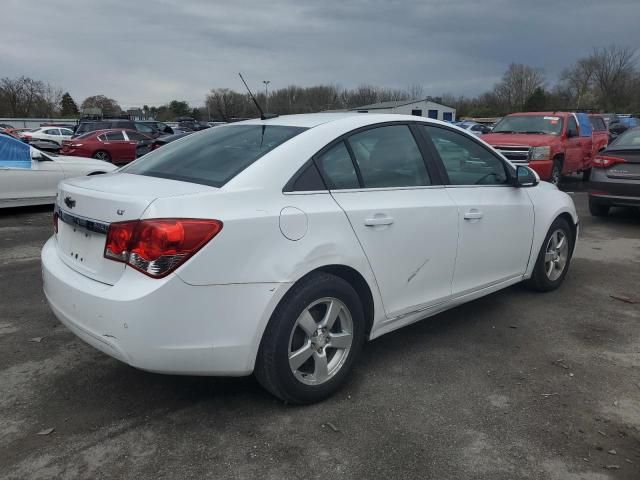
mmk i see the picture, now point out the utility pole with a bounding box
[263,80,271,112]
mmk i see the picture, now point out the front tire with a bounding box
[550,159,562,186]
[255,272,365,404]
[526,217,573,292]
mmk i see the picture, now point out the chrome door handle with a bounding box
[364,216,394,226]
[463,210,484,220]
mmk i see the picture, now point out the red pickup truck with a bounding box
[482,112,608,184]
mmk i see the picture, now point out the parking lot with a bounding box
[1,189,639,479]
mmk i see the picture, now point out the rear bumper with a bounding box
[41,237,284,376]
[527,160,553,180]
[589,192,640,207]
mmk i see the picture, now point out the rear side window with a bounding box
[105,131,125,141]
[567,116,579,136]
[347,125,430,188]
[122,125,307,187]
[315,141,359,189]
[590,117,606,131]
[612,128,640,147]
[77,122,108,134]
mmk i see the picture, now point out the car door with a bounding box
[59,128,74,143]
[317,124,459,318]
[102,130,134,163]
[565,115,583,172]
[124,130,150,158]
[420,125,534,296]
[0,150,63,203]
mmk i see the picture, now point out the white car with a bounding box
[0,135,117,208]
[21,126,74,145]
[41,113,578,404]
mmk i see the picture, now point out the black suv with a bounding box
[73,120,162,138]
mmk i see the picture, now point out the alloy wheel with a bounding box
[288,297,353,386]
[544,229,569,281]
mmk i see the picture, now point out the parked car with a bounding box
[154,131,193,147]
[42,113,578,404]
[20,126,74,145]
[483,112,608,184]
[456,121,492,136]
[74,120,163,138]
[177,118,210,131]
[589,126,640,216]
[61,129,153,164]
[28,138,62,154]
[140,121,174,135]
[0,134,116,208]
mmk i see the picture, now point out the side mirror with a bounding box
[566,129,578,138]
[31,148,43,160]
[514,165,539,187]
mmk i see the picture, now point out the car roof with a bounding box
[236,112,454,129]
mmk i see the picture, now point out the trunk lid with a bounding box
[55,173,215,285]
[605,149,640,179]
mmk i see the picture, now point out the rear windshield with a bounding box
[121,124,307,187]
[492,115,564,135]
[612,128,640,147]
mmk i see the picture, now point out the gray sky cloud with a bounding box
[1,0,638,108]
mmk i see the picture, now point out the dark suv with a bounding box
[74,120,162,138]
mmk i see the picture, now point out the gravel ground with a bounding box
[0,191,639,480]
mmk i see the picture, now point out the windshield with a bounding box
[492,115,563,135]
[122,124,307,187]
[611,127,640,147]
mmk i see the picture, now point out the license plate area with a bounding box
[58,221,106,271]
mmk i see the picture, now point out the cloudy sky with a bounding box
[2,0,638,108]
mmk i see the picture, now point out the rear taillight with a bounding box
[104,219,222,278]
[593,155,626,168]
[53,211,59,234]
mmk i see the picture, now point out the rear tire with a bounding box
[526,217,573,292]
[93,150,111,162]
[255,272,365,404]
[589,197,610,217]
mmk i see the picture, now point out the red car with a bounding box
[60,129,153,165]
[482,112,609,184]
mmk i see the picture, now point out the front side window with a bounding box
[60,128,74,135]
[123,125,306,188]
[567,116,579,137]
[423,126,509,186]
[315,141,359,189]
[347,125,430,188]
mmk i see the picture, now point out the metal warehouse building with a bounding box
[351,98,456,121]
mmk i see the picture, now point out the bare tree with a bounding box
[206,88,253,121]
[590,45,636,111]
[559,57,597,108]
[493,63,545,113]
[404,84,425,100]
[0,76,47,116]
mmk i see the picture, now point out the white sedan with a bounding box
[41,113,578,404]
[0,134,117,208]
[20,126,75,145]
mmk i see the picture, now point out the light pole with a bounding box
[263,80,270,112]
